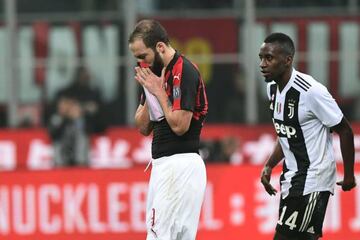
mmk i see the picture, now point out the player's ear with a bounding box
[285,55,293,67]
[156,42,166,54]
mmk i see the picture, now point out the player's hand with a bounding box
[336,176,357,191]
[134,67,165,97]
[260,165,277,196]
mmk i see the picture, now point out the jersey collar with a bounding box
[165,50,180,73]
[278,68,296,95]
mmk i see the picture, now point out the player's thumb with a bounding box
[161,67,166,78]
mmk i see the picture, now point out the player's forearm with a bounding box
[156,90,191,136]
[338,126,355,178]
[134,104,153,136]
[265,139,284,169]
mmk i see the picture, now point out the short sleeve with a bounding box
[172,59,199,111]
[307,84,343,127]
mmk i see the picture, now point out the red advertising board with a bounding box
[0,124,360,170]
[0,165,359,239]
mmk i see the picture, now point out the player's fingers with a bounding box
[343,182,356,191]
[144,67,153,76]
[337,180,356,191]
[261,178,276,195]
[265,184,277,195]
[135,67,146,81]
[136,67,148,79]
[135,75,145,85]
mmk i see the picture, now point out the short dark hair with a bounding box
[264,32,295,57]
[128,19,170,49]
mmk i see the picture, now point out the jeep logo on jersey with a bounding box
[273,121,297,138]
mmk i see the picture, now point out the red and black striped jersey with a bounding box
[144,51,208,159]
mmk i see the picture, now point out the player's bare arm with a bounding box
[135,66,193,136]
[331,117,357,191]
[261,139,284,196]
[134,102,154,136]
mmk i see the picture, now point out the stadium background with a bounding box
[0,0,359,239]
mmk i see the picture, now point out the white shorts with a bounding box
[146,153,207,240]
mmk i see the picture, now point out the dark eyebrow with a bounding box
[135,53,147,59]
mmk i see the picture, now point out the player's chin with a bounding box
[264,77,273,83]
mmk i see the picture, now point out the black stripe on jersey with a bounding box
[296,75,312,88]
[295,75,311,92]
[284,87,310,196]
[294,81,309,91]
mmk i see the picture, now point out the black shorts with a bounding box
[276,191,330,238]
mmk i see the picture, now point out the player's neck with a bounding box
[163,47,176,68]
[277,70,292,92]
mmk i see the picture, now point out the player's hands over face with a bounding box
[135,67,165,97]
[336,175,357,191]
[260,166,277,196]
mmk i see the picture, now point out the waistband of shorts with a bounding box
[151,152,201,166]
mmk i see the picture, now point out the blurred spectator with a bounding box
[201,136,243,164]
[46,66,105,167]
[223,66,246,123]
[219,136,243,165]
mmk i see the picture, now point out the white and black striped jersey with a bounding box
[267,69,343,199]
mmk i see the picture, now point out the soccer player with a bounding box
[128,19,208,240]
[259,32,356,240]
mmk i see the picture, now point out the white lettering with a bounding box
[0,187,9,234]
[0,141,16,170]
[130,183,147,231]
[255,174,280,233]
[280,124,286,135]
[107,183,129,232]
[285,126,296,138]
[273,121,297,138]
[39,184,61,234]
[229,193,245,226]
[91,137,132,168]
[27,140,53,170]
[243,134,275,165]
[63,184,87,233]
[88,184,106,233]
[199,183,223,230]
[350,173,360,230]
[132,138,152,164]
[12,185,36,235]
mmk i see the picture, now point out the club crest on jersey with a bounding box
[287,99,296,119]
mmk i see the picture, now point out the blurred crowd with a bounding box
[44,67,104,167]
[0,0,359,168]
